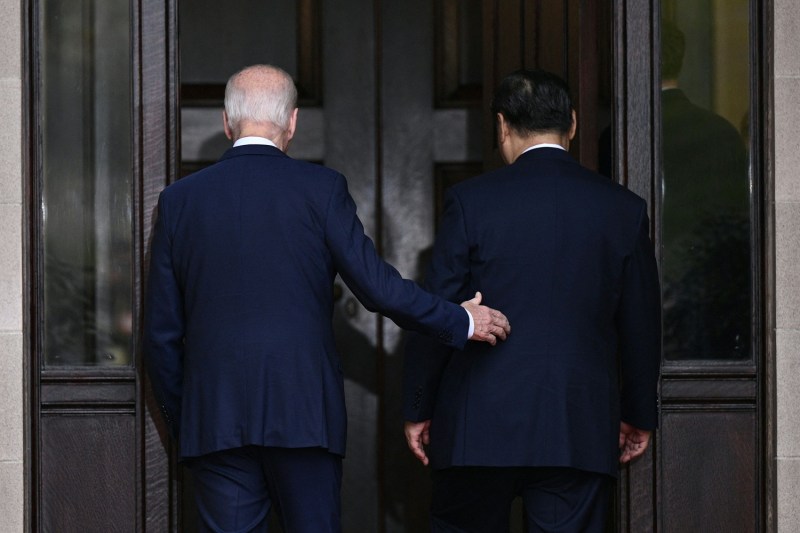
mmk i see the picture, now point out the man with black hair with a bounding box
[403,69,661,532]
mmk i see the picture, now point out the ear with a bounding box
[223,111,233,140]
[285,108,299,143]
[568,110,577,140]
[496,113,509,143]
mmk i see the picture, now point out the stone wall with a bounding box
[0,0,24,530]
[775,0,800,531]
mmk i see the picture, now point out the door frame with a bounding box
[607,1,776,531]
[22,0,182,529]
[22,0,776,530]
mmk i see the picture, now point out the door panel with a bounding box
[660,409,757,532]
[40,414,136,531]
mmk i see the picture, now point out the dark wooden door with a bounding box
[27,0,768,531]
[482,1,768,532]
[481,0,611,172]
[27,0,180,531]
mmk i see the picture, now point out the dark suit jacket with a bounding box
[403,147,661,477]
[143,144,468,460]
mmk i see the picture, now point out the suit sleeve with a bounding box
[616,203,662,430]
[403,189,473,421]
[324,173,469,349]
[142,195,185,439]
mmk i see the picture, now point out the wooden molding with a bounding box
[434,0,482,108]
[181,0,322,107]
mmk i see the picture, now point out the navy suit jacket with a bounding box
[143,144,469,460]
[403,147,661,477]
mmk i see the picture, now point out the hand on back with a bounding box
[461,292,511,346]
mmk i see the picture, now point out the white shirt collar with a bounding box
[233,136,279,149]
[521,143,566,155]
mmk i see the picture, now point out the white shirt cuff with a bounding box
[465,308,474,339]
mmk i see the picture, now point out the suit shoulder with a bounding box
[284,160,347,198]
[599,178,648,219]
[256,155,344,182]
[162,157,344,196]
[160,162,224,195]
[665,96,745,147]
[448,166,509,197]
[157,173,197,203]
[599,174,645,202]
[293,159,344,181]
[573,166,645,205]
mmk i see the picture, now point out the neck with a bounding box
[237,133,287,151]
[508,133,568,162]
[235,123,288,150]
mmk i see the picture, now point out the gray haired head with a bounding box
[224,65,298,139]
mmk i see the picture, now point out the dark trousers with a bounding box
[186,446,342,533]
[430,466,613,533]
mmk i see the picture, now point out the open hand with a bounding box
[461,292,511,345]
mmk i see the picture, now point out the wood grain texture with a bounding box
[434,0,483,107]
[481,0,607,170]
[140,0,179,530]
[660,409,757,533]
[40,414,136,532]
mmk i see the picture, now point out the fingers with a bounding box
[488,309,511,336]
[500,316,511,334]
[485,312,510,341]
[470,327,497,345]
[630,438,649,460]
[492,321,509,341]
[460,294,511,344]
[409,440,429,465]
[618,426,651,464]
[405,421,431,466]
[619,439,648,463]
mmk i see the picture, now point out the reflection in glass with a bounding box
[41,0,133,366]
[660,1,751,360]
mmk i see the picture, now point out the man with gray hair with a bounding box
[143,64,510,532]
